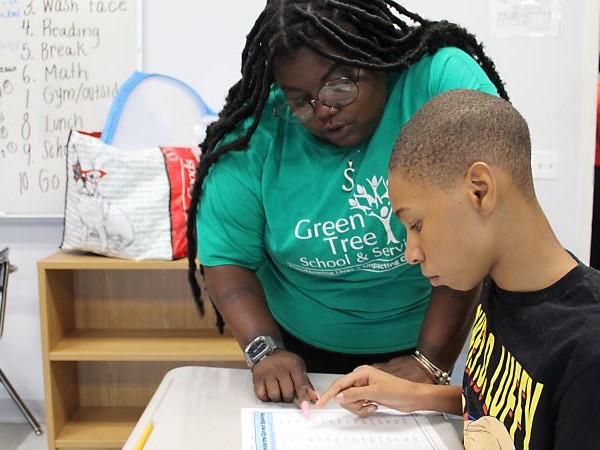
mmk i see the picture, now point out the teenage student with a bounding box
[316,89,600,449]
[187,0,509,406]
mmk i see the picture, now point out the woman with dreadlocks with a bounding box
[187,0,509,409]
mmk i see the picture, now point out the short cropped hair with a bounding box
[389,89,535,199]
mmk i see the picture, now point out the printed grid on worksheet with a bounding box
[243,409,449,450]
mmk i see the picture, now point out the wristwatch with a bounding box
[244,335,282,368]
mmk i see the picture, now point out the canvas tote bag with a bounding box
[61,72,216,260]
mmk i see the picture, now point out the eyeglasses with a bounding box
[274,69,361,123]
[72,160,106,185]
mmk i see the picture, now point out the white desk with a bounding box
[122,366,463,450]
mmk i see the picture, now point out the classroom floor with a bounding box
[0,423,47,450]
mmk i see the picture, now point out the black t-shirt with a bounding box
[462,260,600,449]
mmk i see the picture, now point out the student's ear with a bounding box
[464,162,496,216]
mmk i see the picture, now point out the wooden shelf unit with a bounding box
[38,251,244,450]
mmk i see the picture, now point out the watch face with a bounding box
[247,337,269,360]
[245,336,280,367]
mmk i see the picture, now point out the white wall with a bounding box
[0,220,62,421]
[0,0,598,422]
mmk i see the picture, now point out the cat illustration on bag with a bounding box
[71,148,135,253]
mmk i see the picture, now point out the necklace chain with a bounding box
[341,144,363,192]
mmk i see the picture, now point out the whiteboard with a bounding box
[0,0,138,218]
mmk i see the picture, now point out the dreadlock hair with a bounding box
[186,0,509,333]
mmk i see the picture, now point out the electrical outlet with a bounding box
[531,151,558,180]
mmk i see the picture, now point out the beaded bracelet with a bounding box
[412,350,451,385]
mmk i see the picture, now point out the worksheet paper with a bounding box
[241,408,450,450]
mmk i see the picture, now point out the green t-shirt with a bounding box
[197,47,498,353]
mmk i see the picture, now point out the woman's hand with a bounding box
[204,265,318,405]
[251,349,319,407]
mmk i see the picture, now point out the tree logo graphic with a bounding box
[348,176,399,244]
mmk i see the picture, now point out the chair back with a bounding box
[0,248,10,338]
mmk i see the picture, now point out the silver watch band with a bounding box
[244,335,282,368]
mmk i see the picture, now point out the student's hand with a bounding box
[251,350,319,407]
[372,355,437,384]
[315,365,426,417]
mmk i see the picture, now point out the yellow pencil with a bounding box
[134,421,154,450]
[133,378,173,449]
